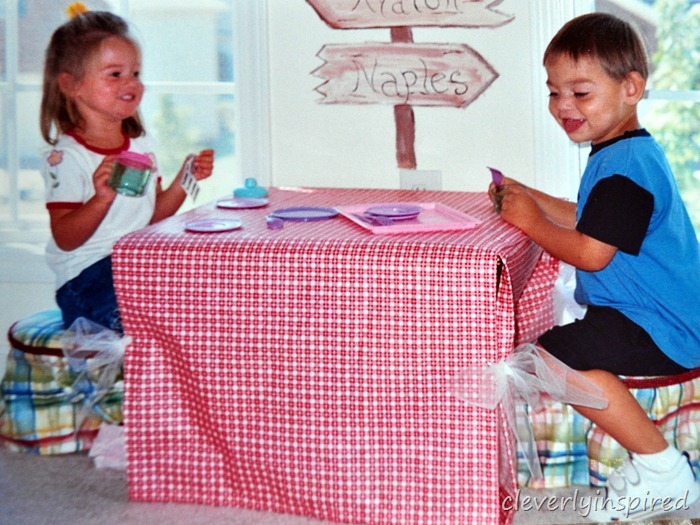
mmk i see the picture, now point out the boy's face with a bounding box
[545,53,642,145]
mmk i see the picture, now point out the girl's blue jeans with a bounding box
[56,255,123,333]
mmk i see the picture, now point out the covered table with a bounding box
[112,187,559,525]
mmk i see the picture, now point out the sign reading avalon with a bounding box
[306,0,513,169]
[306,0,514,28]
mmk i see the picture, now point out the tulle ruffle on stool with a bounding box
[511,263,700,488]
[450,343,609,481]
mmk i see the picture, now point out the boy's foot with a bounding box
[582,451,700,522]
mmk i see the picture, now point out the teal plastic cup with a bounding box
[108,151,152,197]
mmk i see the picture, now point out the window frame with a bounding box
[0,0,271,242]
[531,0,700,211]
[529,0,594,201]
[233,1,271,190]
[1,0,23,234]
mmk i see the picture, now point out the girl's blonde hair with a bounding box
[40,10,145,145]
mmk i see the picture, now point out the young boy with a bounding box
[492,13,700,522]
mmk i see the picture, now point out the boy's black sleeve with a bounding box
[576,174,654,255]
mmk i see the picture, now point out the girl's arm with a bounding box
[49,156,117,251]
[151,149,214,223]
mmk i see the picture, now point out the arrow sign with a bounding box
[313,43,498,108]
[307,0,514,29]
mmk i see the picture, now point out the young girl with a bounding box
[41,6,214,332]
[491,13,700,522]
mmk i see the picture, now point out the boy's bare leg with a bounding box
[572,369,668,453]
[568,369,700,522]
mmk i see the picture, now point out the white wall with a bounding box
[267,1,537,192]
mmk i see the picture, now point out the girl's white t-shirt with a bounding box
[42,134,160,289]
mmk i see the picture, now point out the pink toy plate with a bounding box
[336,202,481,235]
[365,204,422,219]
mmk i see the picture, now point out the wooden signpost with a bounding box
[307,0,513,169]
[307,0,514,29]
[313,42,498,108]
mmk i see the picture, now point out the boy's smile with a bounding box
[562,118,585,134]
[545,54,644,145]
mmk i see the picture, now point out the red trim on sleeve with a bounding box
[46,202,83,210]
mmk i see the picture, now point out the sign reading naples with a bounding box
[313,43,498,107]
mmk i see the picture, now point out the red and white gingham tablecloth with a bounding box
[112,187,559,525]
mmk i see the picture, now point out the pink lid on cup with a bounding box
[117,151,152,170]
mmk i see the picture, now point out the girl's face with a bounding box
[545,53,642,145]
[64,36,144,131]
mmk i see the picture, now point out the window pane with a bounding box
[130,2,234,83]
[143,93,237,211]
[640,99,700,233]
[596,0,700,91]
[18,1,63,82]
[17,91,46,224]
[0,3,5,80]
[0,95,7,223]
[597,0,700,237]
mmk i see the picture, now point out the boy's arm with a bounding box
[491,177,576,228]
[523,186,577,228]
[499,184,617,271]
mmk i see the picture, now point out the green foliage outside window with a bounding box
[151,95,206,184]
[647,0,700,233]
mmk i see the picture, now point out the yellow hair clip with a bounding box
[66,2,89,19]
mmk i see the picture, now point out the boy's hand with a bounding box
[488,175,520,195]
[498,184,542,234]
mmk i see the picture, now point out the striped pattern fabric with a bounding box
[518,369,700,488]
[7,309,66,356]
[0,310,123,454]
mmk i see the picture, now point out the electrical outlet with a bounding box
[399,169,442,191]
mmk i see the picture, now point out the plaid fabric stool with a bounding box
[0,310,123,454]
[518,368,700,488]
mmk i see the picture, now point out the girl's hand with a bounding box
[93,155,118,202]
[190,149,215,181]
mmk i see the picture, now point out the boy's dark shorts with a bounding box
[538,305,688,376]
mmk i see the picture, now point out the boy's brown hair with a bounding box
[543,12,649,81]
